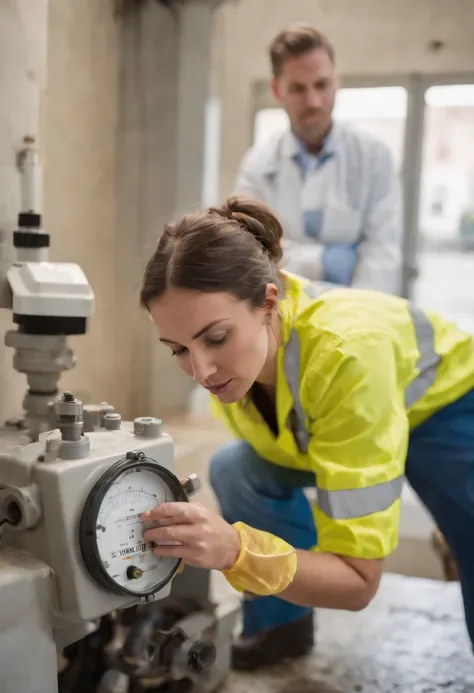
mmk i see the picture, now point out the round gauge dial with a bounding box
[80,453,187,598]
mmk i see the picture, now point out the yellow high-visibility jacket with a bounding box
[211,272,474,560]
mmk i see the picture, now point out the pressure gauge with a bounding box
[79,452,188,598]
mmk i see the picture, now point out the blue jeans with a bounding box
[209,388,474,646]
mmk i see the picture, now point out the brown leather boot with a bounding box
[231,611,314,671]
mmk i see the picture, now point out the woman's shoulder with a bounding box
[280,274,410,399]
[281,271,407,344]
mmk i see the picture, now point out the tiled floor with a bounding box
[220,574,473,693]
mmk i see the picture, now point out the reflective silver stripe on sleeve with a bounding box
[284,281,342,454]
[405,305,441,407]
[283,330,310,453]
[317,475,404,520]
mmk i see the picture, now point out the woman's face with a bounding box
[149,286,279,403]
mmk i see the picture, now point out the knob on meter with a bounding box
[79,452,188,598]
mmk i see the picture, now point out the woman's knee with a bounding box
[208,440,256,496]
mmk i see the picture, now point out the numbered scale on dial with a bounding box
[80,453,187,598]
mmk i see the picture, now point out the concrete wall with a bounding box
[0,0,123,424]
[1,0,214,425]
[44,0,211,421]
[44,0,123,412]
[116,1,214,419]
[44,0,213,421]
[216,0,474,197]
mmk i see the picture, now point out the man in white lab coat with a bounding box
[234,24,403,294]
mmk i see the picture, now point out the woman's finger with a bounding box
[152,543,212,570]
[144,523,199,546]
[152,543,190,560]
[141,502,196,524]
[149,515,188,528]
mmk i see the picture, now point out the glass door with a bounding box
[412,83,474,334]
[334,86,408,173]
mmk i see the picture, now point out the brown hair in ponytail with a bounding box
[139,197,284,310]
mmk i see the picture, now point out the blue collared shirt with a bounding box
[293,127,358,286]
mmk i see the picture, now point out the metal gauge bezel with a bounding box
[79,455,188,597]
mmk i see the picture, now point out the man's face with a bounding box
[271,48,338,149]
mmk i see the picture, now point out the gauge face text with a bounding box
[93,467,179,594]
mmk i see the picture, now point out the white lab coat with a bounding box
[233,124,403,294]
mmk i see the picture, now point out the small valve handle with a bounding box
[181,474,201,497]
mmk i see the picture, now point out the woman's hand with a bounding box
[141,502,241,571]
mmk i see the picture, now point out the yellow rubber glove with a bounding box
[222,522,297,596]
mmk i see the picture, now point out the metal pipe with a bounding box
[0,0,49,427]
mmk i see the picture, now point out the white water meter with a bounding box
[80,452,187,598]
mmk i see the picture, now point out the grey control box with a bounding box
[0,419,177,624]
